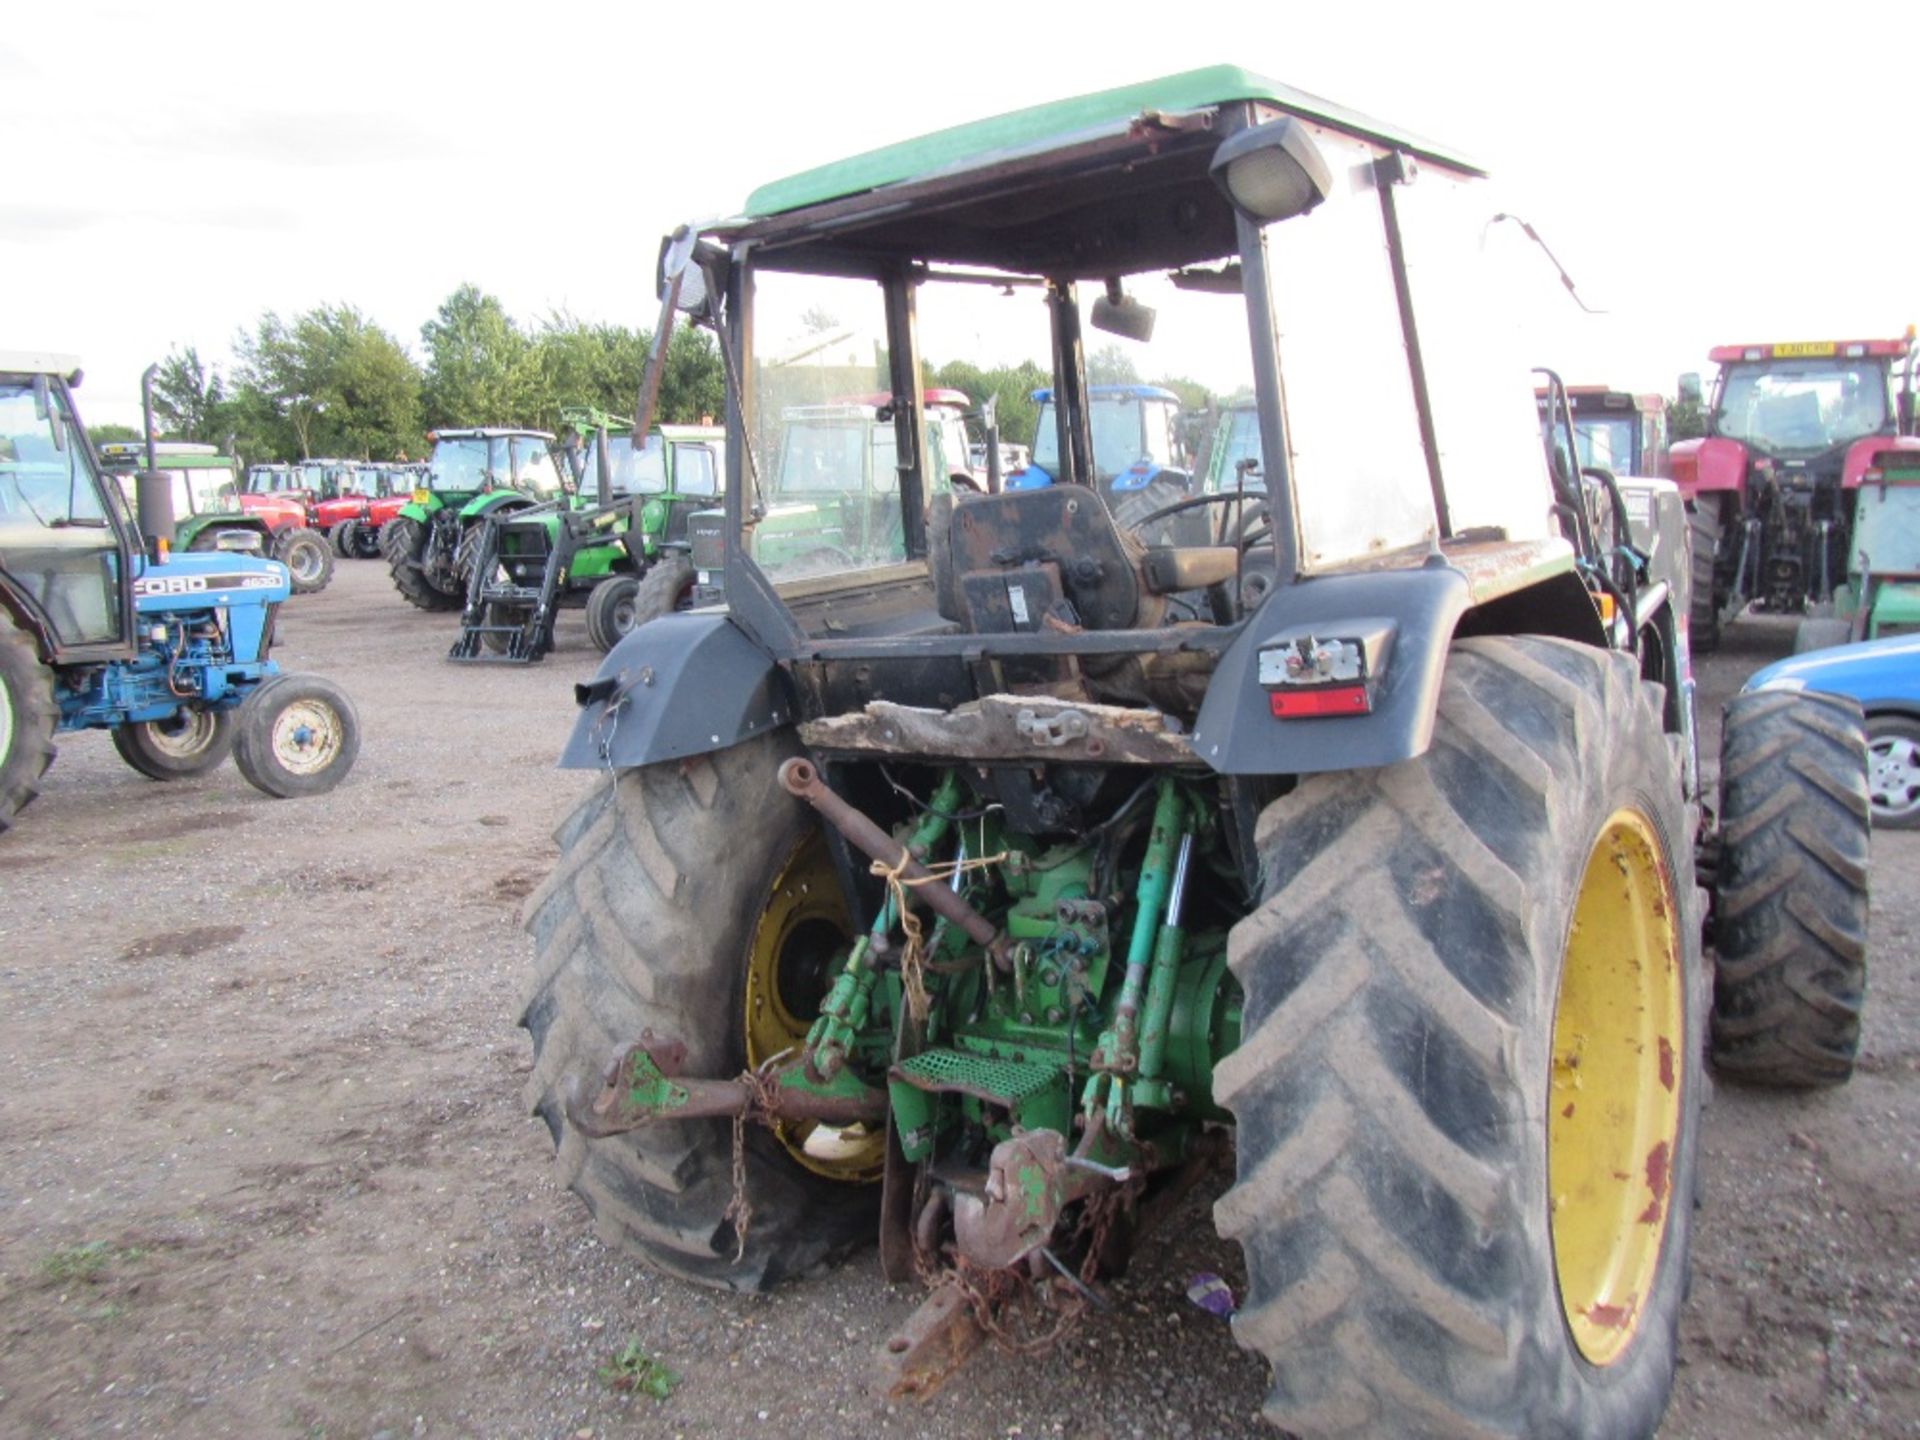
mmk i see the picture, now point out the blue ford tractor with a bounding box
[0,355,361,834]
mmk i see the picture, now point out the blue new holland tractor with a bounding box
[0,354,361,834]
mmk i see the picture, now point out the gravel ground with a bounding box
[0,560,1914,1439]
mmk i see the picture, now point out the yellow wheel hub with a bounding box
[1549,808,1684,1366]
[743,831,884,1182]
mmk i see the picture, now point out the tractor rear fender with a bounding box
[1668,435,1748,498]
[1842,434,1920,487]
[1191,563,1607,777]
[559,612,791,770]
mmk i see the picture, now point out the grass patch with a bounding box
[44,1241,145,1284]
[597,1339,678,1399]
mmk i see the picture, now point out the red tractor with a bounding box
[1672,334,1920,650]
[318,465,411,559]
[246,461,408,559]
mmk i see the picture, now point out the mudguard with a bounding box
[1668,436,1747,497]
[1189,564,1471,776]
[1842,435,1920,488]
[559,612,792,770]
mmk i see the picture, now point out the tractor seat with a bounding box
[928,482,1242,637]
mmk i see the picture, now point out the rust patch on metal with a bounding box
[1561,1102,1575,1119]
[1657,1036,1676,1093]
[799,695,1197,765]
[1638,1139,1672,1224]
[872,1284,985,1402]
[1585,1299,1634,1329]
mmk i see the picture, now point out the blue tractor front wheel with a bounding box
[232,674,361,799]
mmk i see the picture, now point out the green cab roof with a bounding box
[742,64,1480,220]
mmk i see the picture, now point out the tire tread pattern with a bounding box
[518,735,874,1292]
[1216,636,1701,1438]
[0,613,58,833]
[1710,688,1870,1087]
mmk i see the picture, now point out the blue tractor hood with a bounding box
[132,549,291,612]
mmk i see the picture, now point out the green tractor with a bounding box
[523,68,1871,1438]
[449,408,724,662]
[96,442,335,594]
[1792,446,1920,649]
[682,391,974,598]
[379,427,565,610]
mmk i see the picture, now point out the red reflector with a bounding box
[1269,685,1371,718]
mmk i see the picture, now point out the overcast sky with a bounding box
[7,0,1918,427]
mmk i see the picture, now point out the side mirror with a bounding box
[1090,278,1156,343]
[1677,372,1703,406]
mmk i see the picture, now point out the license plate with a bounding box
[1772,341,1836,358]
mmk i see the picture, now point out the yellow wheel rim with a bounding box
[743,831,884,1182]
[1550,808,1684,1366]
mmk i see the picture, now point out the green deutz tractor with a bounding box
[682,393,973,601]
[522,69,1872,1437]
[379,427,565,610]
[449,408,724,662]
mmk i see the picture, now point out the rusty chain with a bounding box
[720,1066,785,1263]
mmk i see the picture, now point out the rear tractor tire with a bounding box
[327,522,354,557]
[1710,690,1871,1086]
[1687,503,1723,655]
[111,708,234,780]
[273,527,335,595]
[0,613,58,835]
[1215,636,1702,1438]
[233,674,361,799]
[520,730,878,1290]
[381,516,462,613]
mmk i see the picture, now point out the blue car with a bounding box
[1744,632,1920,827]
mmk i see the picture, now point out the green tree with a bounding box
[150,346,228,443]
[1086,342,1142,386]
[529,311,642,430]
[1667,395,1706,441]
[420,284,535,428]
[230,306,422,460]
[1149,373,1215,414]
[931,358,1048,446]
[88,422,142,444]
[657,323,725,425]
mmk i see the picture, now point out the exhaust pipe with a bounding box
[135,364,174,558]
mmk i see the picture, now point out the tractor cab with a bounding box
[1534,386,1667,479]
[0,357,133,658]
[1010,384,1206,542]
[417,428,562,509]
